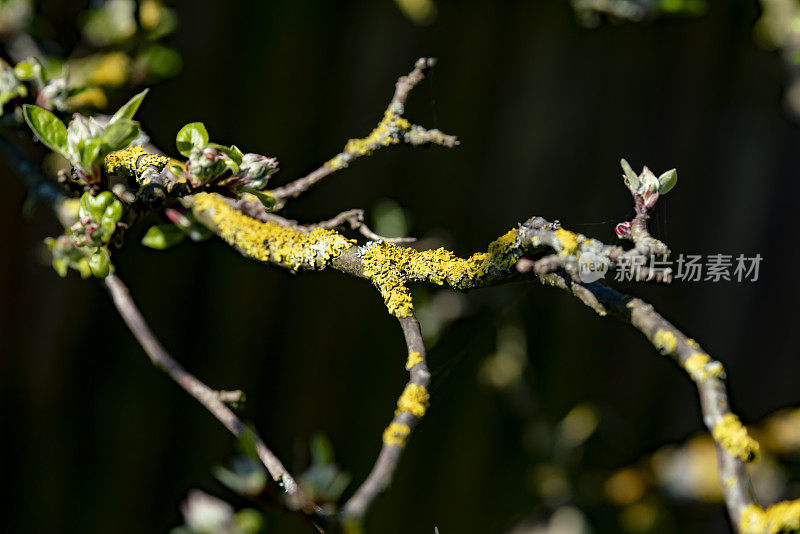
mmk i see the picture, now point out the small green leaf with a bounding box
[658,169,677,194]
[22,105,68,155]
[208,142,242,164]
[222,156,239,175]
[620,158,639,191]
[104,200,123,225]
[99,199,123,241]
[89,248,111,278]
[110,89,149,123]
[76,258,92,278]
[14,60,34,80]
[141,224,185,250]
[176,122,208,156]
[103,119,140,152]
[243,189,276,211]
[81,191,115,221]
[229,145,244,164]
[52,258,68,277]
[78,138,104,169]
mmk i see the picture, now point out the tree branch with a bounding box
[267,57,457,209]
[190,190,776,529]
[103,273,323,519]
[341,314,430,530]
[534,274,758,529]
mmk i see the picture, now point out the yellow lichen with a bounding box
[487,229,519,269]
[360,230,520,317]
[405,350,423,371]
[685,352,711,379]
[104,145,170,178]
[554,228,579,255]
[713,413,760,463]
[382,422,411,447]
[395,384,429,418]
[653,329,677,354]
[193,193,355,271]
[740,500,800,533]
[685,352,724,381]
[325,105,412,170]
[686,338,700,349]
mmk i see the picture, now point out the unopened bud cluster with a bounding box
[186,146,228,184]
[621,158,677,210]
[176,122,278,206]
[45,234,93,278]
[616,159,678,240]
[220,153,279,192]
[69,191,122,248]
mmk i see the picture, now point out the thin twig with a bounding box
[341,314,430,527]
[268,57,456,208]
[103,274,322,518]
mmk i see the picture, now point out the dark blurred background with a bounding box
[2,0,800,532]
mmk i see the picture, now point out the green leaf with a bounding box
[620,158,639,192]
[104,200,123,225]
[89,248,111,278]
[78,138,104,169]
[76,258,92,279]
[81,191,115,221]
[22,105,68,156]
[221,156,239,175]
[110,89,149,123]
[103,119,140,152]
[208,142,242,164]
[176,122,208,156]
[52,258,68,277]
[229,145,244,164]
[658,169,677,194]
[141,224,186,250]
[243,189,276,211]
[99,199,123,242]
[14,60,34,80]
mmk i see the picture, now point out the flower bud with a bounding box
[72,191,123,247]
[614,221,631,239]
[89,248,111,278]
[220,153,279,192]
[187,146,228,185]
[67,114,105,162]
[45,234,92,278]
[239,153,278,181]
[36,77,68,111]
